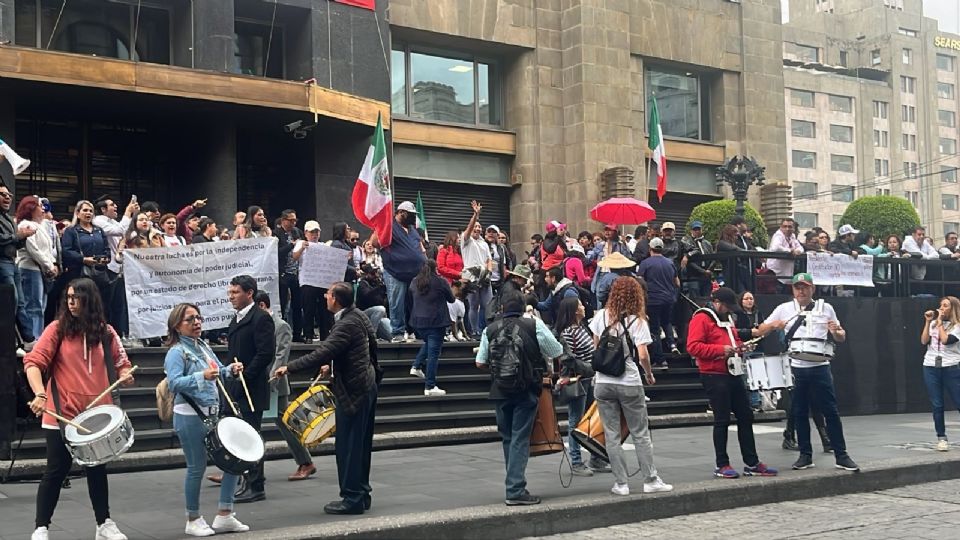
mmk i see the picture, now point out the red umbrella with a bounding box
[590,198,656,225]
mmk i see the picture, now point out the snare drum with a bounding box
[204,416,265,476]
[570,401,629,460]
[282,385,336,448]
[788,338,835,362]
[727,355,745,376]
[64,405,135,467]
[746,354,793,390]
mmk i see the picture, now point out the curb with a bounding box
[0,411,784,481]
[240,452,960,540]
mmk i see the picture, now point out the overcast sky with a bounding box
[781,0,959,32]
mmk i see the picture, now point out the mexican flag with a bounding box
[415,191,429,241]
[351,113,393,247]
[648,96,667,202]
[333,0,375,10]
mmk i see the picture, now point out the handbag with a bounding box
[553,377,586,406]
[75,227,112,287]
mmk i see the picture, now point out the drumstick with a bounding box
[85,365,139,411]
[235,358,255,411]
[216,377,240,416]
[45,410,92,434]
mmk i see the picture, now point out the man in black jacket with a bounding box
[274,209,304,341]
[226,275,276,503]
[274,282,381,515]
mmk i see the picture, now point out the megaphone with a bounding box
[0,139,30,175]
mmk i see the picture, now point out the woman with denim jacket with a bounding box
[163,303,250,537]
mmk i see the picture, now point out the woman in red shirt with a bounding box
[436,231,464,284]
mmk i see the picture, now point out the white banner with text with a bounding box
[124,237,279,338]
[297,242,350,289]
[805,252,875,287]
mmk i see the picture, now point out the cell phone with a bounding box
[130,195,137,203]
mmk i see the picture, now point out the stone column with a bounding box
[192,0,235,73]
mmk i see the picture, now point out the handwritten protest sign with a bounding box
[298,242,350,288]
[123,237,279,338]
[805,252,875,287]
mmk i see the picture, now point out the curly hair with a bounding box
[605,276,646,321]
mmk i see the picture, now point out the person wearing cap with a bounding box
[484,224,508,294]
[827,224,860,257]
[681,220,715,296]
[502,264,535,296]
[540,220,570,272]
[371,200,426,342]
[638,237,680,368]
[294,221,334,342]
[654,222,685,269]
[766,218,805,290]
[587,223,633,269]
[754,272,860,472]
[686,287,778,479]
[460,201,494,338]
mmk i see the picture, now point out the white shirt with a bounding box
[588,309,652,386]
[924,321,960,367]
[235,302,254,323]
[766,229,802,280]
[162,234,185,247]
[92,214,131,274]
[461,234,491,269]
[448,299,465,322]
[764,299,839,368]
[902,235,939,280]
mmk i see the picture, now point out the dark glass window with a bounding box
[233,21,284,79]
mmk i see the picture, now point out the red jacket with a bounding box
[437,246,464,283]
[686,310,742,375]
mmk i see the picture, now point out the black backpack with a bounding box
[592,314,638,377]
[556,282,596,321]
[487,318,538,394]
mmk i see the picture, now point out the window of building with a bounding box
[940,110,957,128]
[830,154,855,173]
[944,194,959,211]
[902,105,916,123]
[786,42,819,62]
[941,137,957,155]
[828,94,852,113]
[792,150,817,169]
[947,223,960,236]
[938,82,956,100]
[794,181,818,200]
[905,191,919,207]
[884,0,904,9]
[833,215,844,231]
[791,119,816,138]
[839,50,848,67]
[790,89,815,108]
[875,158,890,177]
[829,124,853,143]
[901,76,916,94]
[645,66,710,140]
[942,166,957,183]
[795,212,819,230]
[392,45,502,126]
[233,21,284,78]
[871,49,881,65]
[831,185,855,203]
[898,27,918,37]
[902,48,912,64]
[904,162,919,178]
[902,133,917,151]
[877,188,891,196]
[938,54,956,73]
[873,100,888,119]
[871,129,886,147]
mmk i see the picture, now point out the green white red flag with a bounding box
[351,113,393,246]
[648,96,667,202]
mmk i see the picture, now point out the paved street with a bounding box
[1,413,958,539]
[525,478,960,540]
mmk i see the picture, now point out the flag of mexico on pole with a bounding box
[351,113,393,246]
[648,96,667,202]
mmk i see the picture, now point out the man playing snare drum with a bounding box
[754,272,860,472]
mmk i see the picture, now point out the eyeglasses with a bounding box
[183,315,204,323]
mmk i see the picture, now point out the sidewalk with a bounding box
[0,413,957,540]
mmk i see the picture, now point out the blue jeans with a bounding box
[494,390,539,499]
[383,270,409,336]
[791,365,849,458]
[20,268,45,339]
[566,394,587,465]
[173,413,238,519]
[0,259,31,340]
[923,365,960,439]
[466,283,493,336]
[647,302,675,364]
[413,326,445,389]
[363,306,393,341]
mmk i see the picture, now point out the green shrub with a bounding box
[685,200,768,247]
[838,196,920,240]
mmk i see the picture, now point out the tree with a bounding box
[685,200,769,247]
[838,196,921,241]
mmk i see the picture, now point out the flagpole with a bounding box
[645,94,653,211]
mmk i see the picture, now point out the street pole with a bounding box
[716,156,766,218]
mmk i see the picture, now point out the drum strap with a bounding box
[49,377,68,441]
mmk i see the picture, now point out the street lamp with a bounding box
[715,155,766,218]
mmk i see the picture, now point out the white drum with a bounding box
[727,355,745,376]
[787,338,835,363]
[205,417,265,475]
[746,354,794,390]
[64,405,135,467]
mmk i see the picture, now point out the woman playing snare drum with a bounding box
[23,278,134,540]
[164,303,249,537]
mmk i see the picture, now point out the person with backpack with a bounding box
[475,291,563,506]
[587,276,672,496]
[534,266,581,326]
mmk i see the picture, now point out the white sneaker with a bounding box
[212,513,250,533]
[31,527,48,540]
[444,334,455,342]
[16,347,26,358]
[409,367,425,378]
[643,477,674,493]
[456,332,466,341]
[937,439,950,452]
[404,332,414,343]
[22,339,36,352]
[424,387,447,396]
[611,482,630,496]
[184,517,215,537]
[95,519,128,540]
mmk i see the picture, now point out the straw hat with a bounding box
[597,252,636,270]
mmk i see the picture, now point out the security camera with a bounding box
[284,120,303,133]
[293,129,308,140]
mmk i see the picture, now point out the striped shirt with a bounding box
[561,324,595,366]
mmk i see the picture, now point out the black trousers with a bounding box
[106,273,128,337]
[701,373,759,468]
[35,429,110,528]
[301,285,333,340]
[279,273,303,340]
[780,387,826,434]
[240,410,265,492]
[335,385,376,509]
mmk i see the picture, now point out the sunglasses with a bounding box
[183,315,204,323]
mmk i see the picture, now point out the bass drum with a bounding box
[204,417,265,476]
[529,379,564,456]
[570,401,628,460]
